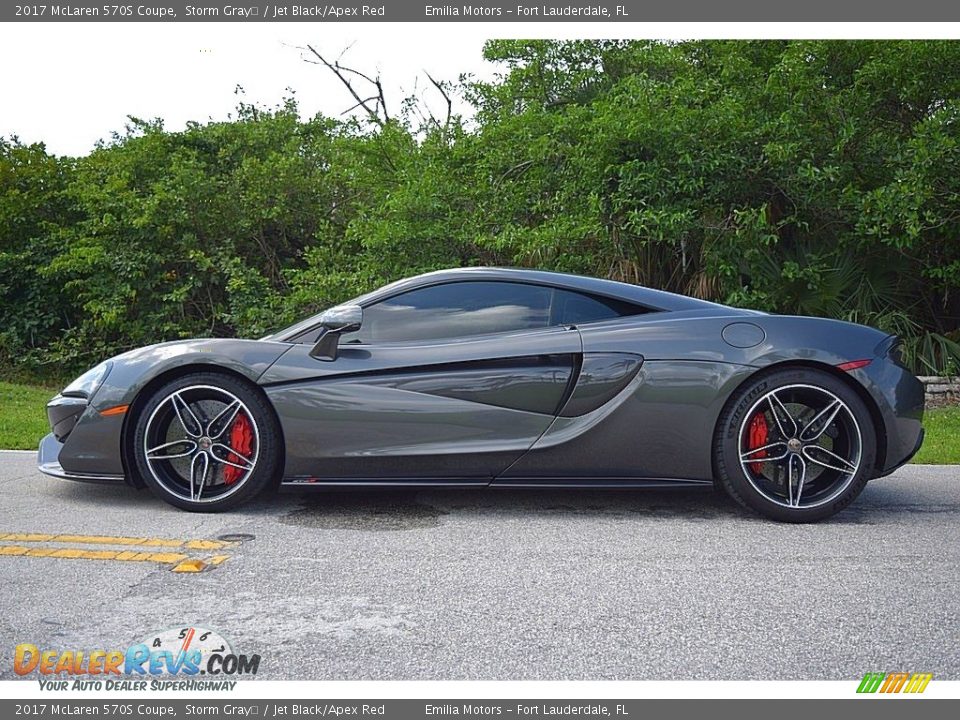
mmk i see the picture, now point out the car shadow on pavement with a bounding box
[53,475,948,525]
[46,477,759,523]
[275,486,757,531]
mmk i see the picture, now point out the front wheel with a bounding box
[132,373,282,512]
[714,367,876,523]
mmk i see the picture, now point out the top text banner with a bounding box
[6,0,960,22]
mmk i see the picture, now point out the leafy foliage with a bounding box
[1,40,959,377]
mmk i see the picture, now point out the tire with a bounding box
[132,372,282,512]
[714,366,876,523]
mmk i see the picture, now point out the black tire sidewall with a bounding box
[715,367,876,523]
[132,372,281,512]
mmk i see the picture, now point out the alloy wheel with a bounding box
[142,385,260,504]
[738,383,863,509]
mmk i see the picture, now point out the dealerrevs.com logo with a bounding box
[857,672,933,694]
[14,626,259,691]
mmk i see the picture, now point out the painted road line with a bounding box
[0,532,237,550]
[171,553,234,573]
[0,544,189,564]
[171,559,207,573]
[0,533,239,572]
[0,543,231,571]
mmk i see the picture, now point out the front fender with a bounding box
[54,339,292,478]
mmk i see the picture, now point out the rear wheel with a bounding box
[132,373,281,512]
[714,367,876,522]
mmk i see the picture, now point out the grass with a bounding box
[0,381,58,450]
[912,406,960,465]
[0,381,957,463]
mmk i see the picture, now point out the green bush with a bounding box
[1,41,958,378]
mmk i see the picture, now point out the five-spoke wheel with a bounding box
[715,368,875,522]
[133,373,280,511]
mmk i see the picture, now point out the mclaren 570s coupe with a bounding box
[39,267,924,522]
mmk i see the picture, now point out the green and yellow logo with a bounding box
[857,672,932,694]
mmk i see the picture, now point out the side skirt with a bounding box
[279,477,713,490]
[280,477,488,489]
[491,477,713,489]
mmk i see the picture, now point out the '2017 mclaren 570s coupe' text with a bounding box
[39,267,924,522]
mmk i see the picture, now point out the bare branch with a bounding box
[336,64,380,86]
[341,96,381,115]
[336,41,357,63]
[373,76,390,122]
[304,44,388,126]
[425,71,453,130]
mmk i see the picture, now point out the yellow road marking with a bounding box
[0,532,236,550]
[0,544,189,564]
[171,559,208,573]
[171,552,235,573]
[185,539,230,550]
[1,533,55,542]
[0,545,30,556]
[0,532,239,572]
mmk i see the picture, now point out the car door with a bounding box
[259,281,583,483]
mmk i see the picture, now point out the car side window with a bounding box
[340,281,646,345]
[341,282,551,344]
[549,288,643,326]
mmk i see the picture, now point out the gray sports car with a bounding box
[39,267,924,522]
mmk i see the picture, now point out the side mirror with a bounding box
[319,304,362,333]
[310,305,362,361]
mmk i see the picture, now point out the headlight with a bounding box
[61,361,113,400]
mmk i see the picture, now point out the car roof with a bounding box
[265,267,733,342]
[350,267,726,312]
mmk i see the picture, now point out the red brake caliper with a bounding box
[223,413,253,484]
[746,412,769,473]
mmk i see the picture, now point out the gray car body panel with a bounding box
[262,325,581,480]
[49,339,292,478]
[503,360,757,482]
[40,267,924,488]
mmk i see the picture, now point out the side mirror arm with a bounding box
[309,328,343,362]
[309,304,362,361]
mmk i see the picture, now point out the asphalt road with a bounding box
[0,451,957,681]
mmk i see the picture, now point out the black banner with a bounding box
[1,700,960,719]
[5,0,960,22]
